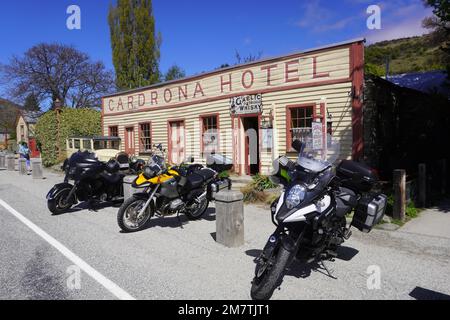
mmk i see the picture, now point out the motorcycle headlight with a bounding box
[285,184,306,209]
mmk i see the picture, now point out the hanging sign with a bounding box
[312,121,323,150]
[230,94,262,115]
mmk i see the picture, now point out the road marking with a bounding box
[0,199,136,300]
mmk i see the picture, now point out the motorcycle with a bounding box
[47,150,124,214]
[116,148,232,233]
[250,139,387,300]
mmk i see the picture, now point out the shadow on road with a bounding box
[245,245,359,279]
[409,286,450,300]
[435,198,450,213]
[118,207,216,232]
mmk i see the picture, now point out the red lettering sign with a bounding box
[241,70,254,89]
[164,89,172,103]
[261,64,277,86]
[194,82,205,98]
[221,74,232,93]
[285,60,299,83]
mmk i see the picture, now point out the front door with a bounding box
[169,121,185,164]
[242,116,260,175]
[125,127,135,156]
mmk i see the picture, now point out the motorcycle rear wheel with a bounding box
[184,197,209,220]
[117,196,152,232]
[251,245,292,300]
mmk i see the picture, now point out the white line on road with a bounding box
[0,199,136,300]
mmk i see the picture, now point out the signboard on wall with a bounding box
[230,94,262,115]
[312,121,323,150]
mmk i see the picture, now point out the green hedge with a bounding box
[35,108,101,167]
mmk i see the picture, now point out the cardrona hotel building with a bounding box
[102,38,365,176]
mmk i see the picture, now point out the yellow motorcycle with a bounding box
[117,146,231,232]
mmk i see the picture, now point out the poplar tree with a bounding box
[108,0,162,90]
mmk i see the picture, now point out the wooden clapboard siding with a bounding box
[102,39,364,172]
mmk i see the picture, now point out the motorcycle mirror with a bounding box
[292,140,305,153]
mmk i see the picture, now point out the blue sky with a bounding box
[0,0,432,95]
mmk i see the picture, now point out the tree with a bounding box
[0,43,115,109]
[23,93,40,112]
[0,98,20,143]
[109,0,162,89]
[164,65,186,81]
[235,50,263,64]
[423,0,450,79]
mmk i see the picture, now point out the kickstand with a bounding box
[319,259,337,279]
[177,212,184,229]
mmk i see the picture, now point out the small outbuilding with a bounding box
[15,110,41,158]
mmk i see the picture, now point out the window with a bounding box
[82,139,91,150]
[20,125,25,141]
[74,139,80,149]
[108,126,119,149]
[68,139,73,149]
[139,123,152,153]
[201,115,219,155]
[287,105,315,151]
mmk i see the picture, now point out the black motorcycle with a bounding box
[47,151,124,214]
[250,140,387,300]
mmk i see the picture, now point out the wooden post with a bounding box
[18,158,27,175]
[31,159,44,179]
[418,164,426,207]
[6,155,15,171]
[393,169,406,222]
[215,190,244,248]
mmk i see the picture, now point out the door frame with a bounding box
[238,113,262,176]
[167,119,186,164]
[124,126,136,156]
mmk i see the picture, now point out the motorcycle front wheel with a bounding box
[117,196,152,233]
[48,189,74,215]
[250,244,293,300]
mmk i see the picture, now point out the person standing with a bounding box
[18,142,31,171]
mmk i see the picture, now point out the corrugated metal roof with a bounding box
[386,70,449,99]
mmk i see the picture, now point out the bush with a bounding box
[35,108,101,167]
[251,174,278,192]
[240,174,279,204]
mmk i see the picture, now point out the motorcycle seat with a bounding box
[197,168,216,181]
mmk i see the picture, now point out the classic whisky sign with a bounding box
[104,47,350,115]
[230,94,262,115]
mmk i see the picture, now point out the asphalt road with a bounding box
[1,168,449,300]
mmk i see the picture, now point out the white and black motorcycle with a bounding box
[250,139,387,300]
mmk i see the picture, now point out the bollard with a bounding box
[6,155,15,171]
[215,190,244,248]
[123,175,138,201]
[393,169,406,222]
[0,154,5,168]
[31,159,44,179]
[18,158,27,175]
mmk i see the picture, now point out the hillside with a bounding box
[365,35,447,76]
